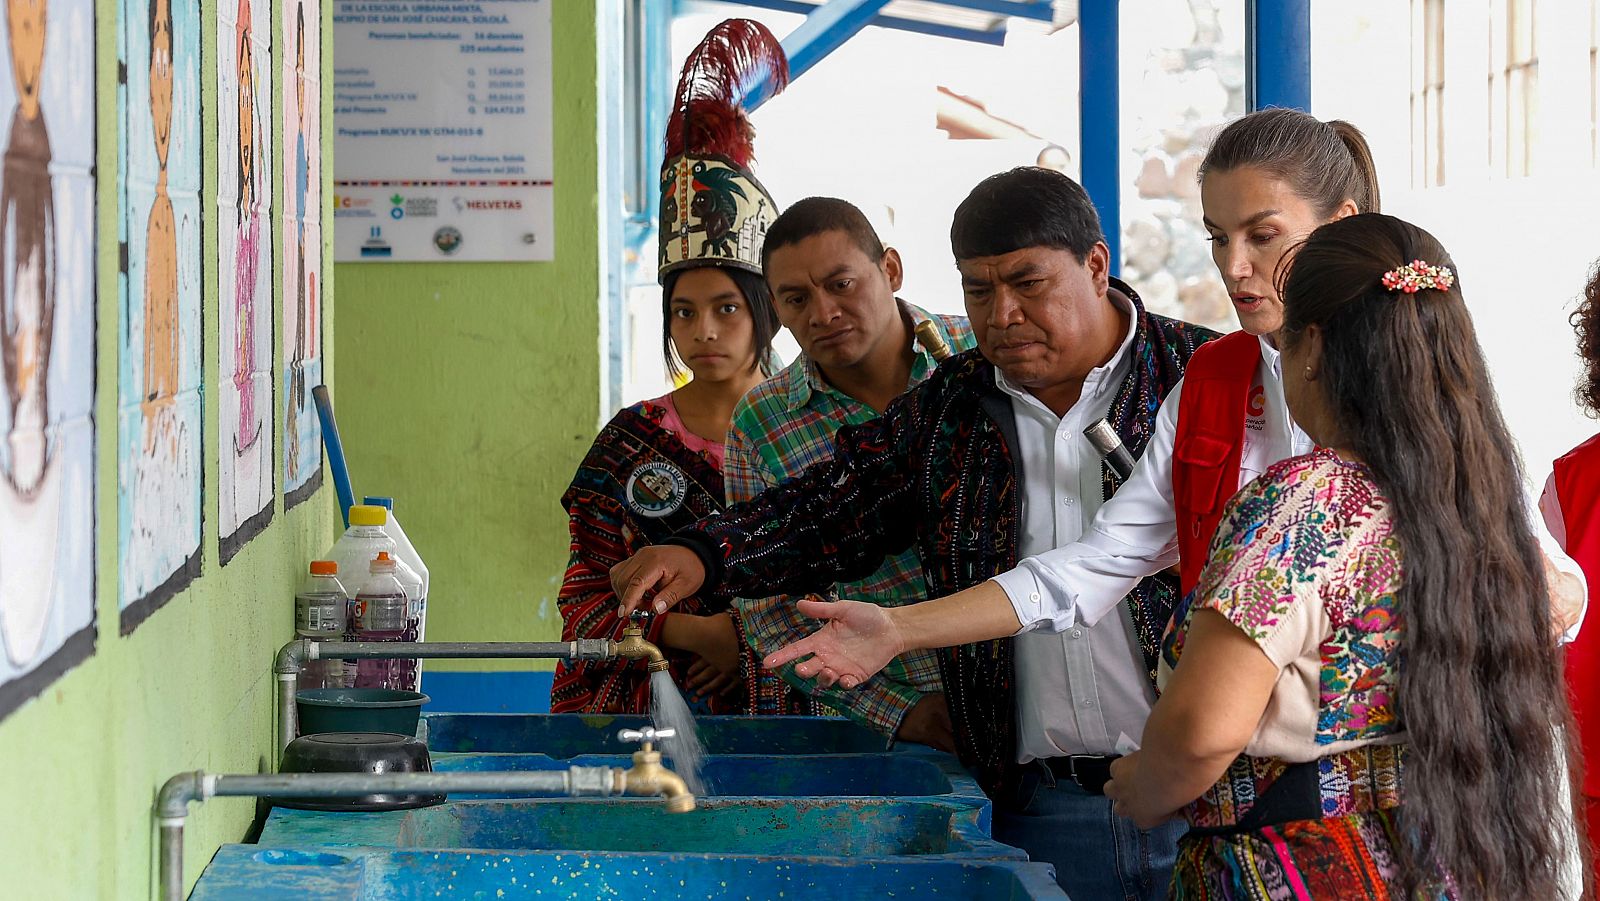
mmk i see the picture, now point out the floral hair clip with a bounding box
[1380,259,1455,294]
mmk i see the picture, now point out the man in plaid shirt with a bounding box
[724,197,974,749]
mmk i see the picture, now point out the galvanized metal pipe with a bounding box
[313,639,616,660]
[156,767,626,901]
[273,638,618,759]
[275,673,297,765]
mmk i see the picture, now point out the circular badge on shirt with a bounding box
[625,461,688,519]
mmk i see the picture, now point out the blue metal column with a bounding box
[1079,0,1120,274]
[600,0,627,416]
[1247,0,1311,111]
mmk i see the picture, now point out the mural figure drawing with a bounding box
[0,0,96,717]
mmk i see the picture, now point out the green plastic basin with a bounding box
[297,688,428,737]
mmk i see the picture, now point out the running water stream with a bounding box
[649,669,708,796]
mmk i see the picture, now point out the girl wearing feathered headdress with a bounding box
[552,20,818,718]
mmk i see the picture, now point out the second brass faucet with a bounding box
[618,727,694,813]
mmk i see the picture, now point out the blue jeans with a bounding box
[993,764,1184,901]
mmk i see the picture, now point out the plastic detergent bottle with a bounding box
[326,504,399,590]
[294,561,348,690]
[350,552,416,690]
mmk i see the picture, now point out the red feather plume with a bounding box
[664,19,789,168]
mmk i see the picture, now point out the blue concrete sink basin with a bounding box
[258,797,1019,861]
[193,847,1066,899]
[427,752,973,800]
[421,713,895,756]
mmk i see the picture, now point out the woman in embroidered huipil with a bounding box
[551,20,813,716]
[1105,214,1580,899]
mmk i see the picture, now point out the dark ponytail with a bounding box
[1201,109,1380,216]
[1278,213,1579,898]
[1328,119,1381,213]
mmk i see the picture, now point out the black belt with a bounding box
[1041,754,1120,795]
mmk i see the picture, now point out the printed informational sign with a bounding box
[332,0,554,262]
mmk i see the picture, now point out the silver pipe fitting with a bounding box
[156,767,634,901]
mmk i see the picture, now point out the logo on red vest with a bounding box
[1245,383,1266,431]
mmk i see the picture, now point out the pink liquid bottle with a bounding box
[350,552,415,690]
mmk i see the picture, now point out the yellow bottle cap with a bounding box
[349,505,388,527]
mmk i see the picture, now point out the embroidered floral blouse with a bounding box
[1158,448,1405,762]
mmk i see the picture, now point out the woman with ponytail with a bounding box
[1103,213,1581,898]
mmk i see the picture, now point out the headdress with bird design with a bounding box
[658,19,789,284]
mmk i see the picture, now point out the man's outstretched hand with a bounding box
[610,545,707,616]
[762,599,905,689]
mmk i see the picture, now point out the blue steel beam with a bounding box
[725,0,1010,51]
[782,0,896,80]
[1246,0,1310,110]
[1079,0,1120,273]
[742,0,894,110]
[918,0,1054,20]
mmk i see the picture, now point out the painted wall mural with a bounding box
[283,0,321,508]
[0,0,97,717]
[219,0,272,563]
[118,0,202,629]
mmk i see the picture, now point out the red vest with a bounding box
[1554,433,1600,796]
[1173,331,1262,597]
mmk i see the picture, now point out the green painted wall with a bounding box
[332,4,601,669]
[0,0,340,897]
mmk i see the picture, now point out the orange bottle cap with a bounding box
[310,560,337,576]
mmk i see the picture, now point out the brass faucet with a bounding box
[618,728,695,813]
[615,621,669,672]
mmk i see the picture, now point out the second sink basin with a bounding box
[421,713,895,756]
[259,797,1018,860]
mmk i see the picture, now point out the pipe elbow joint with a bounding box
[274,639,312,676]
[157,771,208,821]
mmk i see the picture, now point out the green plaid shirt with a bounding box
[724,301,976,737]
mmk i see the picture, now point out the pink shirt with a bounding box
[652,392,725,471]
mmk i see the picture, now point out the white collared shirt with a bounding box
[994,337,1586,641]
[999,290,1152,761]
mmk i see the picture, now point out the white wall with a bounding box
[1314,0,1600,489]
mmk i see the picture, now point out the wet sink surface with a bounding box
[259,797,1015,859]
[421,713,896,756]
[193,847,1066,900]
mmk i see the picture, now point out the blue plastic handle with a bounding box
[312,384,355,528]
